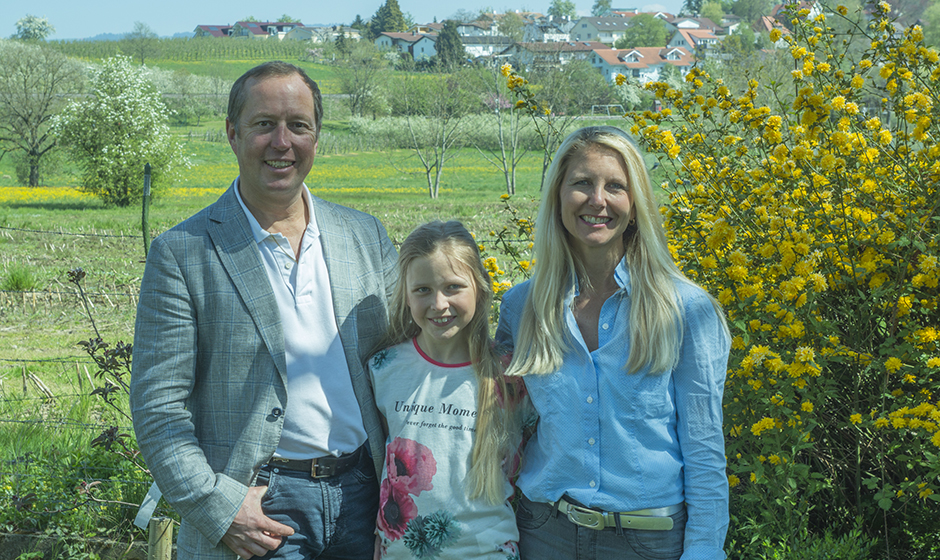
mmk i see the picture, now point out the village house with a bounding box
[522,16,573,42]
[375,31,438,61]
[570,16,633,44]
[408,22,444,34]
[665,16,723,35]
[501,40,608,72]
[193,25,233,38]
[285,25,361,43]
[590,45,694,83]
[667,28,720,54]
[612,8,674,19]
[456,20,498,36]
[463,36,515,58]
[229,21,305,39]
[717,14,743,35]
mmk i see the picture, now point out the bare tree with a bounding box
[122,21,160,65]
[390,72,479,198]
[468,61,531,195]
[0,41,83,186]
[337,41,389,117]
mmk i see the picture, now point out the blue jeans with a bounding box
[515,494,686,560]
[253,446,379,560]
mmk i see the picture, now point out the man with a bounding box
[130,61,397,560]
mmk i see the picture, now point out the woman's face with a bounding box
[558,143,634,260]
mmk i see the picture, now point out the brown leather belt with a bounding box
[267,446,363,478]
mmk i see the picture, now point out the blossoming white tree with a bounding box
[53,55,187,206]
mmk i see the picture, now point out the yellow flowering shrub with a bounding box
[626,3,939,555]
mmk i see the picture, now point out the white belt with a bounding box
[550,497,683,531]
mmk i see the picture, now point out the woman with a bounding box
[496,126,731,560]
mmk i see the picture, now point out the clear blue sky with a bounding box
[6,0,682,41]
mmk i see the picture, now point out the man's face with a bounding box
[226,74,318,208]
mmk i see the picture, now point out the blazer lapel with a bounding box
[207,186,287,382]
[313,199,354,320]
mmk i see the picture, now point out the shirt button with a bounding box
[588,438,595,445]
[271,407,283,418]
[589,480,596,488]
[586,396,594,404]
[285,262,292,269]
[602,323,609,330]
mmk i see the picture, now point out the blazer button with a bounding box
[271,407,283,418]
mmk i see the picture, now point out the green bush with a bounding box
[628,3,940,558]
[751,527,875,560]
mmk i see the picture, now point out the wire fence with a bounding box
[0,225,142,239]
[0,353,168,522]
[0,223,533,246]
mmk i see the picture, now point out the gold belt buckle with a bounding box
[566,504,606,530]
[310,458,336,478]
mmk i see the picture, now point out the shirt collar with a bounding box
[232,177,319,244]
[568,255,632,302]
[613,256,632,295]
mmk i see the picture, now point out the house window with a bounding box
[633,69,640,77]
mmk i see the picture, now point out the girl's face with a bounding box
[559,143,634,260]
[405,249,478,363]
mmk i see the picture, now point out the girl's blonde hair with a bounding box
[385,220,517,505]
[505,126,727,377]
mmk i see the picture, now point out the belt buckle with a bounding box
[310,458,336,478]
[566,504,606,530]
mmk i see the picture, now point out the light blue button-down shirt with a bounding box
[496,258,731,559]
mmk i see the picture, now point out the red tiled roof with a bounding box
[195,25,232,37]
[379,32,438,44]
[593,46,693,69]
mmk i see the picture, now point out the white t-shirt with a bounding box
[369,338,519,560]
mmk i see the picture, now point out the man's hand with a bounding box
[221,485,294,559]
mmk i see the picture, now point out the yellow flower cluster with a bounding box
[628,4,940,516]
[0,186,93,204]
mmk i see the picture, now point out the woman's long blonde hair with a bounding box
[505,126,727,377]
[385,220,518,504]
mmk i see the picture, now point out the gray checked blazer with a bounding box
[130,184,397,559]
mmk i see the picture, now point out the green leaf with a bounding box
[877,498,892,510]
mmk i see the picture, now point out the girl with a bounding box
[369,220,524,560]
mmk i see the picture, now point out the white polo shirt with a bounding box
[235,179,367,459]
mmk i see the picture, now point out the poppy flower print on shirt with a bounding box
[386,436,437,494]
[378,437,439,543]
[378,477,419,541]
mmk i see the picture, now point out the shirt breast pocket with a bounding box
[620,375,673,420]
[625,392,671,419]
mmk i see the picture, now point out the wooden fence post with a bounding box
[142,163,152,258]
[148,516,172,560]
